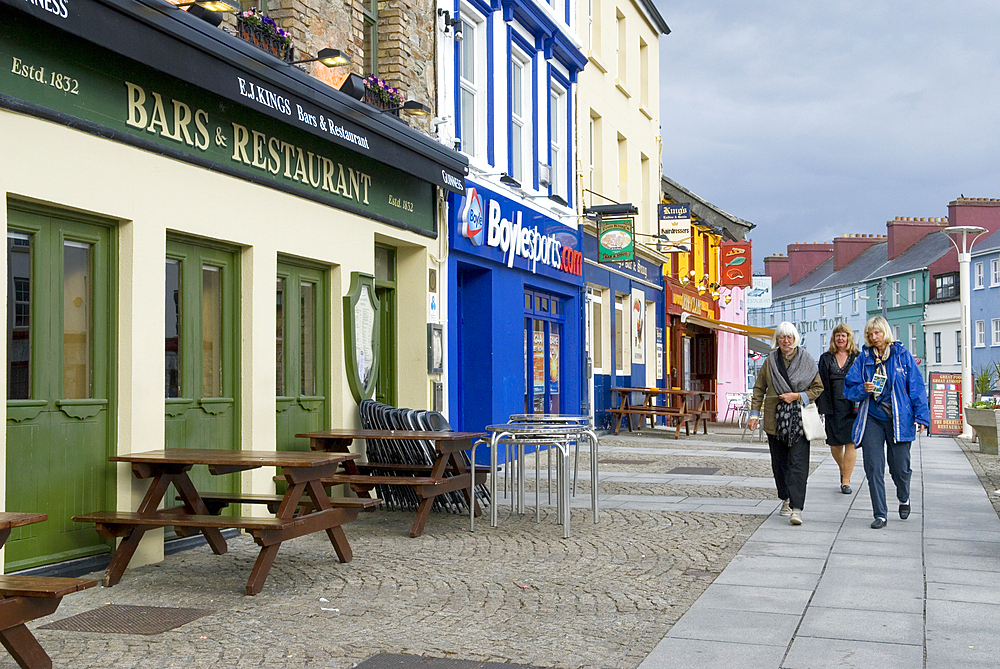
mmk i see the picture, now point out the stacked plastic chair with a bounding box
[358,399,490,513]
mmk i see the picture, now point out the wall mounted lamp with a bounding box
[175,0,236,26]
[583,203,638,217]
[290,48,351,67]
[437,9,463,40]
[383,100,432,116]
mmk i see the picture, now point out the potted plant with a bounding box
[967,364,1000,455]
[236,8,294,61]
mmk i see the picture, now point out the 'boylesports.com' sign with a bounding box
[456,182,582,280]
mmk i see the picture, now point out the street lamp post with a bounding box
[943,225,988,437]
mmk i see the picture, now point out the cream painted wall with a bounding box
[0,110,435,569]
[575,0,662,238]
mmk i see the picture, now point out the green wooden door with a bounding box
[5,202,115,570]
[374,245,396,407]
[276,259,328,453]
[164,238,239,497]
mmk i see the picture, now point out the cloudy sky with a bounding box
[653,1,1000,273]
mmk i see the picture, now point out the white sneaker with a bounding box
[779,499,792,516]
[789,510,802,525]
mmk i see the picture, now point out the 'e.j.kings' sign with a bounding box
[0,5,436,233]
[457,184,582,280]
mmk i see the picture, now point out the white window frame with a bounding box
[975,320,985,347]
[957,330,962,362]
[974,262,984,289]
[800,297,805,319]
[993,319,1000,347]
[509,50,531,184]
[852,287,859,314]
[991,258,1000,287]
[893,324,900,342]
[820,293,826,317]
[908,277,916,304]
[892,280,900,307]
[549,83,568,199]
[614,294,626,373]
[820,333,826,351]
[836,289,842,315]
[934,331,942,364]
[458,13,485,160]
[909,322,917,353]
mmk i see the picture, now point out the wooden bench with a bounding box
[186,492,381,515]
[608,407,696,437]
[0,512,98,669]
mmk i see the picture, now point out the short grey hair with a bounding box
[772,321,801,349]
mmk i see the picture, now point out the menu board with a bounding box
[929,373,963,435]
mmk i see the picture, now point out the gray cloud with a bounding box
[655,0,1000,270]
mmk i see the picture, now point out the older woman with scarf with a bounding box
[748,322,823,526]
[844,316,929,529]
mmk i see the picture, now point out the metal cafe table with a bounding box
[473,416,599,538]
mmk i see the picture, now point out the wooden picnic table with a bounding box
[74,449,376,595]
[0,512,97,669]
[296,429,487,538]
[609,387,716,437]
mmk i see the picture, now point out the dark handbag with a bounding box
[775,400,803,440]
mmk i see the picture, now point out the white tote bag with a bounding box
[801,402,825,441]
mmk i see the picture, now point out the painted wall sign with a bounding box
[598,217,635,263]
[721,242,753,288]
[746,276,773,309]
[451,181,583,284]
[929,372,963,436]
[658,203,691,246]
[0,6,438,232]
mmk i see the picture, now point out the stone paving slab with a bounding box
[783,636,923,669]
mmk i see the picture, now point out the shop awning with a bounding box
[680,313,775,339]
[747,337,772,354]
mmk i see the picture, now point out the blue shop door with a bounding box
[524,290,563,414]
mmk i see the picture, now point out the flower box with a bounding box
[236,11,293,62]
[966,407,1000,455]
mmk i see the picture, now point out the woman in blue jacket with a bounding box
[844,316,930,529]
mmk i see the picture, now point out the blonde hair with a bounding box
[772,321,801,349]
[863,316,893,348]
[827,322,860,355]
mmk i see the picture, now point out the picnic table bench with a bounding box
[609,388,715,437]
[74,449,375,595]
[0,512,97,669]
[296,429,487,538]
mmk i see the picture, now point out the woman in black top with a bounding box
[817,323,859,494]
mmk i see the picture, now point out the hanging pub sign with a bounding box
[721,242,753,288]
[658,204,691,246]
[746,275,772,309]
[598,217,635,263]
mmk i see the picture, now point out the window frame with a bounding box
[992,318,1000,347]
[508,43,533,184]
[974,262,984,289]
[908,277,916,304]
[991,258,1000,287]
[458,12,486,160]
[975,320,986,347]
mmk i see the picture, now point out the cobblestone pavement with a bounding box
[8,425,828,669]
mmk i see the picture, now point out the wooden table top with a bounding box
[0,512,47,530]
[108,449,360,468]
[296,429,484,441]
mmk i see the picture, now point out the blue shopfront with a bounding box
[447,180,586,436]
[583,233,666,431]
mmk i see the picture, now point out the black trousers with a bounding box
[767,431,810,510]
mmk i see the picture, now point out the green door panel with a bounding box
[275,259,328,455]
[6,202,115,570]
[163,238,239,502]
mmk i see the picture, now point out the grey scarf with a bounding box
[768,347,818,395]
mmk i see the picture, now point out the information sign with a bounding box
[929,372,963,435]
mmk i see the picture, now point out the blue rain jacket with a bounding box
[844,341,930,444]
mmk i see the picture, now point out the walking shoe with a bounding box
[899,503,911,520]
[779,499,792,516]
[841,484,852,495]
[789,510,802,525]
[871,517,887,529]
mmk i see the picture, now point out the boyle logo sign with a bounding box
[455,182,583,281]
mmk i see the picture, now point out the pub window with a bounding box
[361,0,378,74]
